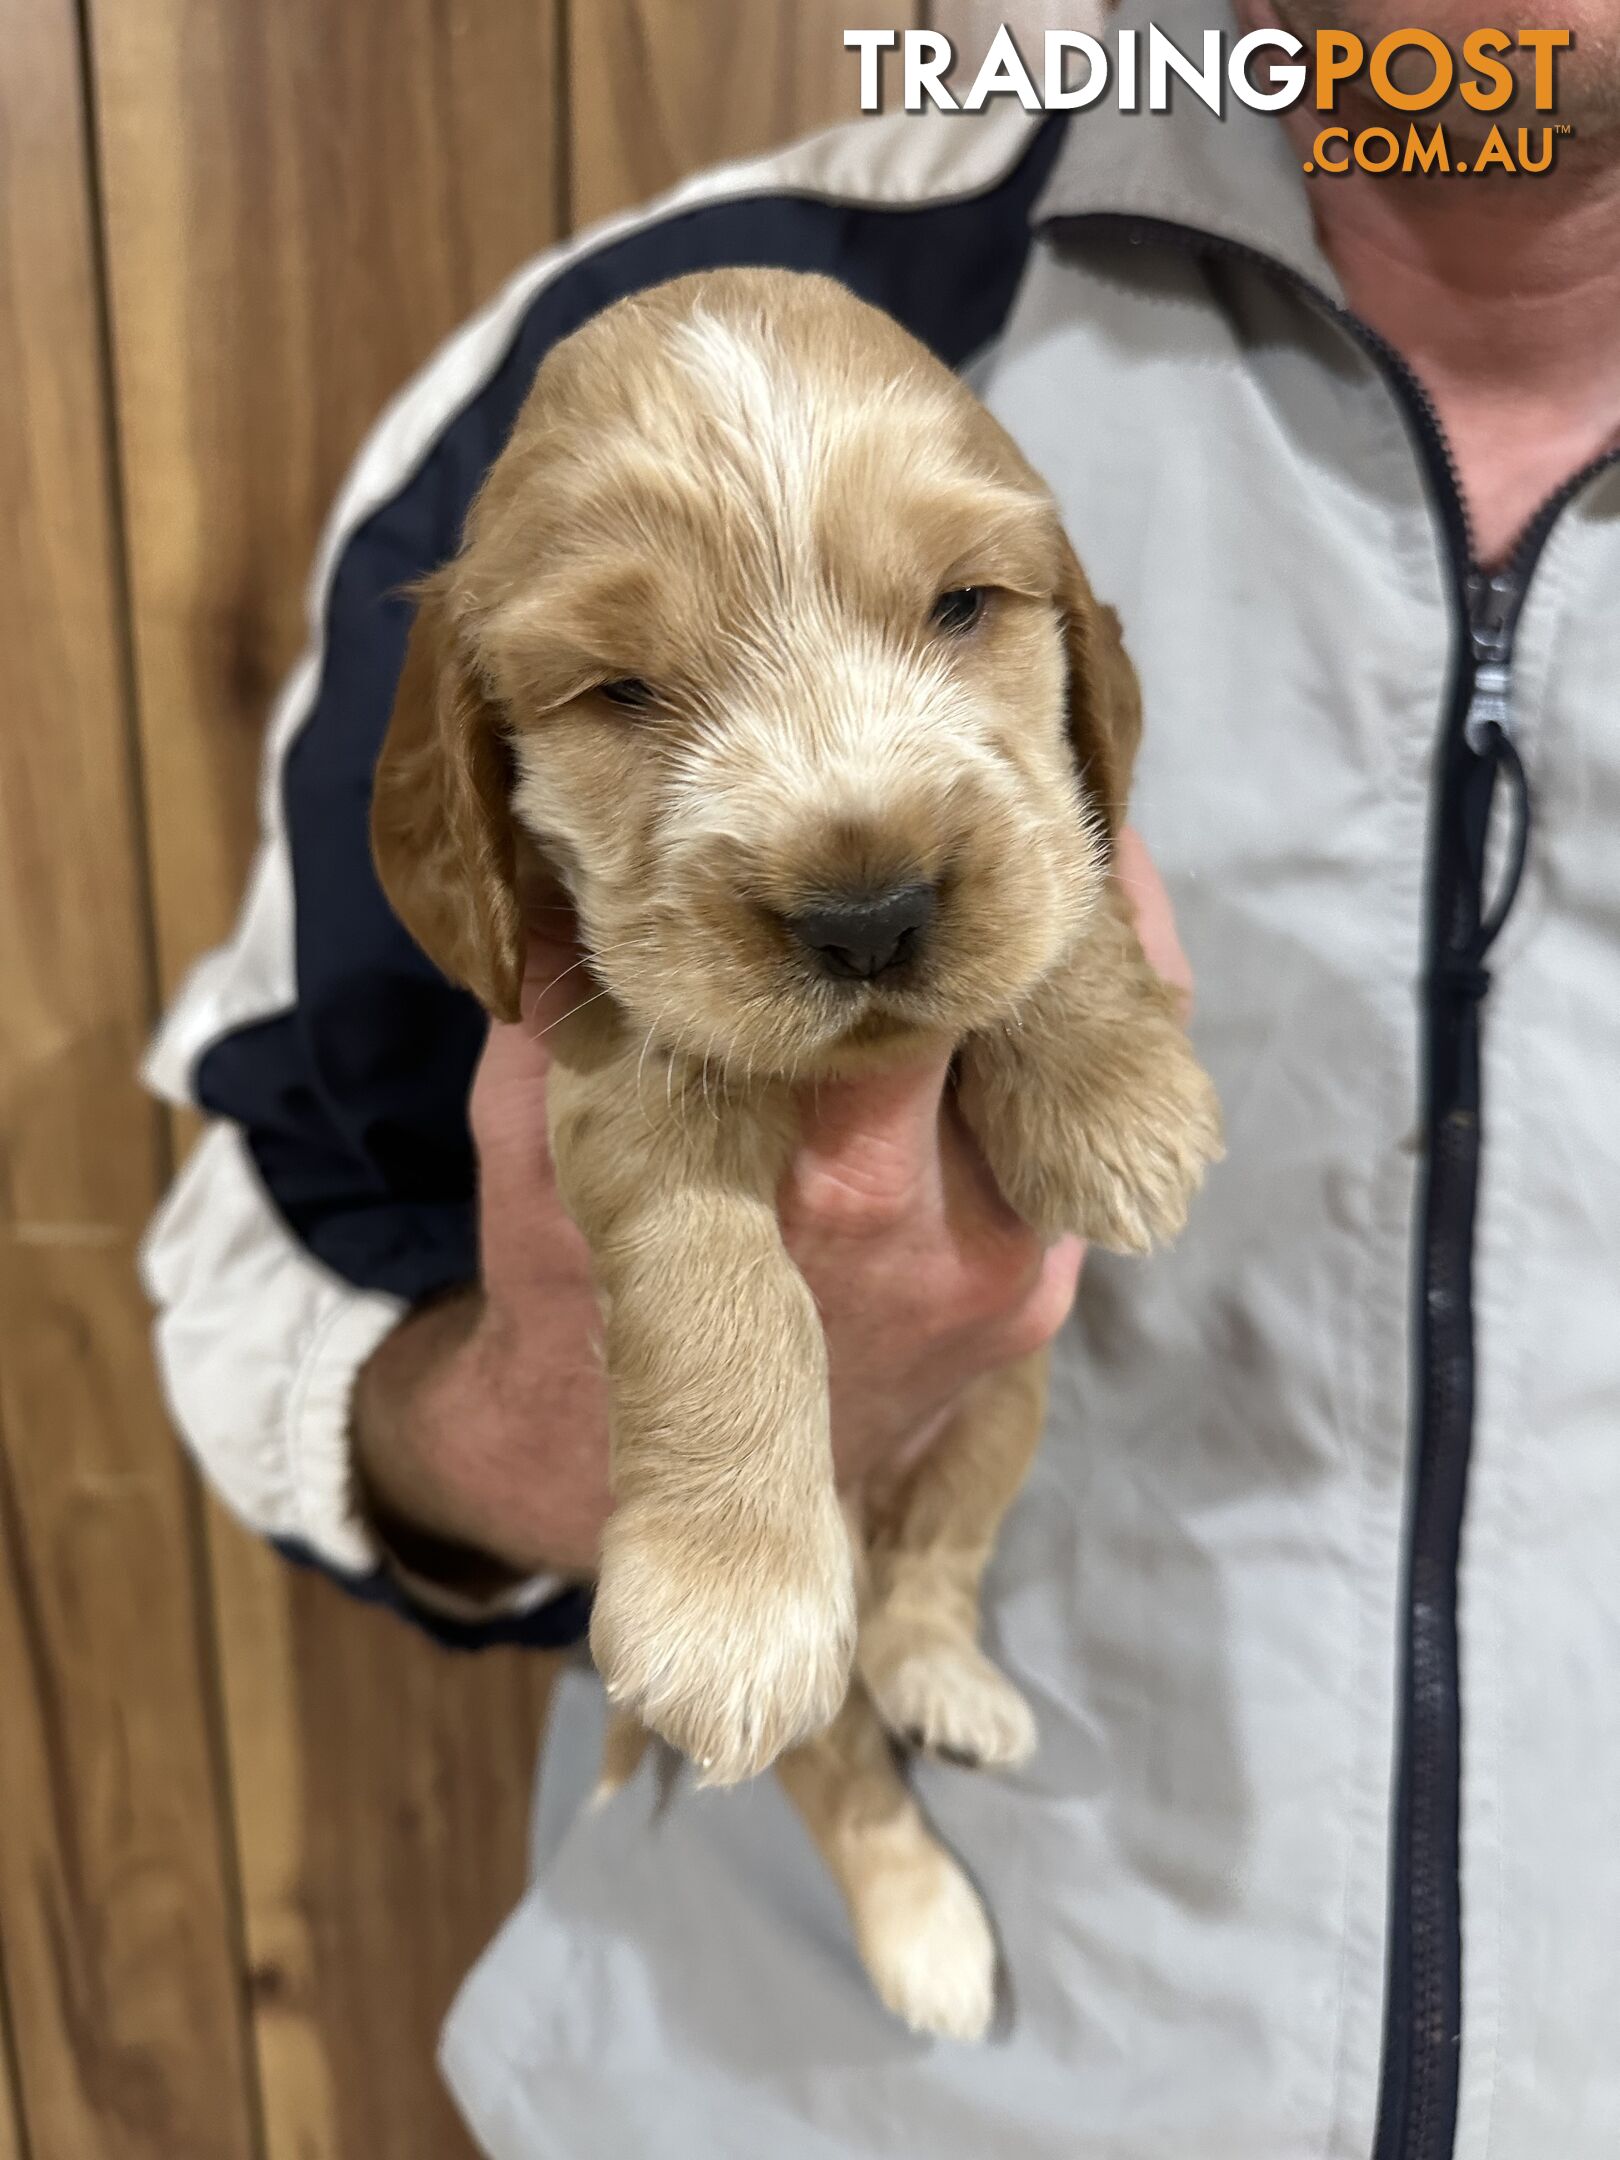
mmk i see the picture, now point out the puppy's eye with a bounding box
[930,586,986,635]
[597,677,659,711]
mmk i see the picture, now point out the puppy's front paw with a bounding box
[591,1496,857,1786]
[968,1019,1223,1253]
[1059,1025,1224,1254]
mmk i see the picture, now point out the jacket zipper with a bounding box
[1372,449,1616,2158]
[1052,207,1618,2160]
[1377,555,1532,2160]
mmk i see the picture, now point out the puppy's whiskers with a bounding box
[530,986,613,1041]
[700,1032,722,1123]
[537,954,593,1001]
[634,1006,672,1128]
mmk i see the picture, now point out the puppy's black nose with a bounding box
[786,883,936,982]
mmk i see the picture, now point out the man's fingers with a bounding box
[1115,825,1193,1002]
[788,1056,954,1227]
[470,928,589,1168]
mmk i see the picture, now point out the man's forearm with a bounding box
[352,1287,608,1585]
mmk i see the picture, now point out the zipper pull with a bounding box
[1467,566,1519,658]
[1463,567,1521,753]
[1463,659,1512,753]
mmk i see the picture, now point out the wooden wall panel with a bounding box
[88,0,566,996]
[568,0,919,226]
[216,1557,557,2160]
[0,0,259,2155]
[0,1254,259,2160]
[0,1986,24,2160]
[83,6,569,2156]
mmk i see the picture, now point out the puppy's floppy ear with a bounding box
[371,576,524,1022]
[1056,536,1142,849]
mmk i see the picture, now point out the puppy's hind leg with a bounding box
[857,1351,1047,1771]
[777,1687,996,2043]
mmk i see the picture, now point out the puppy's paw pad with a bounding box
[864,1639,1036,1770]
[860,1856,997,2043]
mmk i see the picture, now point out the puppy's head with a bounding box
[373,269,1139,1072]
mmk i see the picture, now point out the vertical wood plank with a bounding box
[0,0,260,2155]
[0,1260,260,2160]
[220,1554,558,2160]
[568,0,920,226]
[84,5,567,2155]
[90,0,567,994]
[0,1984,24,2160]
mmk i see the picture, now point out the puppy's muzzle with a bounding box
[785,881,937,983]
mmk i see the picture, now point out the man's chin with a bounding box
[1262,2,1620,140]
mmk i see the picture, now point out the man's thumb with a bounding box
[789,1056,952,1221]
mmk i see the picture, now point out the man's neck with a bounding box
[1306,141,1620,564]
[1234,6,1620,564]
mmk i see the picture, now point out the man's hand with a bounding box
[353,831,1190,1584]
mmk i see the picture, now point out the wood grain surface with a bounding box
[0,2009,19,2160]
[87,0,567,998]
[0,0,258,2153]
[80,4,571,2152]
[568,0,918,225]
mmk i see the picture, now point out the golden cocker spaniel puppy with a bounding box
[373,268,1221,2037]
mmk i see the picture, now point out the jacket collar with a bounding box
[1031,0,1343,302]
